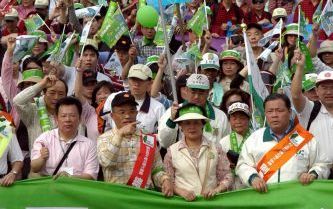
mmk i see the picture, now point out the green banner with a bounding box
[0,177,332,208]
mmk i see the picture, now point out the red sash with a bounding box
[127,133,157,188]
[256,124,313,182]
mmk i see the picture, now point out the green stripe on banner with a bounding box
[0,177,333,208]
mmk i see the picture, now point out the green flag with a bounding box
[273,59,292,92]
[293,40,314,75]
[183,43,202,62]
[13,35,39,62]
[187,4,208,37]
[99,1,118,34]
[24,14,45,33]
[298,8,309,38]
[97,7,128,48]
[0,177,332,208]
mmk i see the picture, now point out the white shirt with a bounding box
[136,97,165,134]
[63,66,112,96]
[0,134,23,174]
[236,127,330,187]
[298,99,333,163]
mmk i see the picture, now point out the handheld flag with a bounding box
[243,31,270,129]
[187,4,209,37]
[313,0,323,24]
[24,14,45,33]
[97,7,128,48]
[13,35,39,63]
[258,18,283,47]
[321,0,333,37]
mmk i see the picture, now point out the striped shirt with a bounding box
[97,129,167,188]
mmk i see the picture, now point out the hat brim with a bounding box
[316,78,333,85]
[4,16,18,21]
[200,64,220,71]
[17,77,41,87]
[272,14,287,19]
[35,5,48,9]
[318,47,333,55]
[128,73,150,80]
[228,108,250,117]
[187,84,210,90]
[174,113,209,122]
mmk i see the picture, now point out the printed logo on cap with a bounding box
[325,72,331,77]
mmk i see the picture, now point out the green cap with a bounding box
[146,55,159,66]
[174,105,209,122]
[284,23,303,37]
[74,3,84,10]
[18,69,44,87]
[302,79,316,92]
[220,50,242,62]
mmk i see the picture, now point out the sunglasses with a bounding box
[274,17,286,22]
[252,0,264,4]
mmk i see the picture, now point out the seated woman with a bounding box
[164,104,233,201]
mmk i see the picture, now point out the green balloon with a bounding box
[136,5,159,28]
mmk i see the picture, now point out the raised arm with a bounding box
[290,49,307,113]
[151,54,167,98]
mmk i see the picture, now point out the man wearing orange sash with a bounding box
[236,93,330,193]
[97,92,173,197]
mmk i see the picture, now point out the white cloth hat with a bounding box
[316,71,333,84]
[228,102,250,117]
[272,8,287,18]
[128,64,153,80]
[35,0,49,8]
[4,8,18,20]
[317,40,333,55]
[199,53,220,70]
[186,74,210,90]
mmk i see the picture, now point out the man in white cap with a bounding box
[158,74,230,149]
[199,53,224,107]
[0,8,24,46]
[236,93,330,193]
[291,50,333,177]
[126,64,165,134]
[302,73,318,101]
[309,31,333,72]
[271,8,287,26]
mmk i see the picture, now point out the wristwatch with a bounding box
[10,170,18,175]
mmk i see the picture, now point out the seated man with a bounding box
[31,97,99,180]
[0,111,23,186]
[97,92,172,197]
[236,93,330,193]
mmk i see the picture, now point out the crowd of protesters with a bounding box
[0,0,332,202]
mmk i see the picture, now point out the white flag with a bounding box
[13,35,39,63]
[258,19,283,47]
[244,31,270,129]
[320,0,333,37]
[104,52,123,77]
[80,21,92,45]
[257,41,279,61]
[75,5,102,19]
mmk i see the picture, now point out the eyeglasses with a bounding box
[252,0,264,4]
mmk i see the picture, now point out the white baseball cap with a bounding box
[199,53,220,71]
[186,74,210,90]
[316,71,333,85]
[228,102,250,117]
[128,64,153,80]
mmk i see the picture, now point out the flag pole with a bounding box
[297,5,301,48]
[279,18,283,48]
[158,0,178,103]
[37,14,52,33]
[203,0,209,30]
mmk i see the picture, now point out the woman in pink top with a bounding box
[15,0,36,20]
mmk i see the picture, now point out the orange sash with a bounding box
[256,124,313,182]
